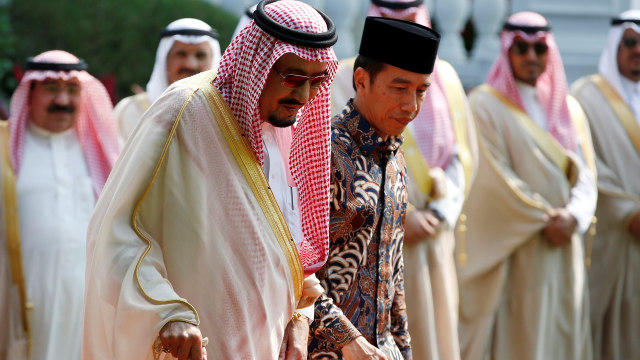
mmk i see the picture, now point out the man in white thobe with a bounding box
[113,18,222,142]
[460,11,596,360]
[571,10,640,360]
[0,50,119,360]
[83,1,338,359]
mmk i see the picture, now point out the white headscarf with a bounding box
[145,18,222,103]
[598,10,640,101]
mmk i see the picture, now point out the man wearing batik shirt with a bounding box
[309,17,440,360]
[114,18,222,141]
[571,10,640,360]
[459,11,596,360]
[330,2,477,360]
[83,1,337,359]
[0,50,119,360]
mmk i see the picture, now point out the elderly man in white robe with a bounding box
[0,50,119,360]
[571,10,640,360]
[460,11,597,360]
[113,18,222,141]
[83,1,338,359]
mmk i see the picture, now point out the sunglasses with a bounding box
[621,37,640,49]
[273,68,328,89]
[511,41,549,56]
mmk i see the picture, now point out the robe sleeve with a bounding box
[595,154,640,228]
[429,152,465,227]
[84,86,202,359]
[390,250,411,358]
[470,90,553,212]
[311,291,362,346]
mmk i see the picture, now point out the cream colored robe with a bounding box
[113,92,151,142]
[330,56,356,116]
[402,61,478,360]
[459,86,594,360]
[83,72,296,360]
[572,75,640,360]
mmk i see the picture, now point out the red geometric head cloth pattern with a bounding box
[213,0,338,275]
[486,11,577,151]
[8,50,120,197]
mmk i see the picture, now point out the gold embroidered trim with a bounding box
[0,121,32,356]
[199,74,304,303]
[566,95,597,178]
[402,129,433,197]
[480,84,571,177]
[591,74,640,156]
[439,61,474,196]
[131,90,200,325]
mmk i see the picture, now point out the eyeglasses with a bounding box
[621,37,640,49]
[273,68,328,89]
[511,41,549,56]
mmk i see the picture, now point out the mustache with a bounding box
[279,98,305,106]
[521,60,541,67]
[178,68,198,76]
[47,104,75,113]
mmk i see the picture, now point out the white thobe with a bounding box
[262,123,314,320]
[517,82,597,233]
[16,124,94,360]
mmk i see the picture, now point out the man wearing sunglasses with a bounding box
[459,11,597,360]
[308,16,440,360]
[571,10,640,360]
[83,1,337,359]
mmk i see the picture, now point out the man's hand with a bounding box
[543,208,577,246]
[158,321,206,360]
[403,209,440,245]
[342,336,388,360]
[278,315,309,360]
[298,274,324,308]
[628,211,640,239]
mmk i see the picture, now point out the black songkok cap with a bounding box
[359,16,440,74]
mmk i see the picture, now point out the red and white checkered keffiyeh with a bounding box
[368,0,455,169]
[9,50,119,197]
[487,11,577,151]
[213,0,338,275]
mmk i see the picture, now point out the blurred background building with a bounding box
[0,0,639,115]
[215,0,640,89]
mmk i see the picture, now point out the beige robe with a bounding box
[113,92,151,142]
[402,61,478,360]
[459,86,594,360]
[330,56,356,116]
[83,71,298,360]
[572,75,640,360]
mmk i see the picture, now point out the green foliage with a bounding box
[6,0,238,101]
[0,3,17,111]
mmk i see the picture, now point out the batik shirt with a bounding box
[308,101,412,360]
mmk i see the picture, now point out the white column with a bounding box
[457,0,507,87]
[470,0,506,63]
[433,0,471,67]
